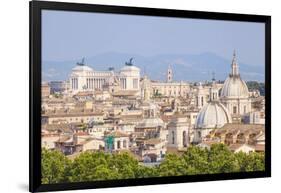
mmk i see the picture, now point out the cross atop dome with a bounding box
[231,50,239,77]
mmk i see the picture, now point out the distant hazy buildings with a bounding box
[143,66,190,99]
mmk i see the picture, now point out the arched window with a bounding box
[201,96,204,106]
[244,106,247,114]
[172,131,175,144]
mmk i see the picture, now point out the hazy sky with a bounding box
[42,10,265,67]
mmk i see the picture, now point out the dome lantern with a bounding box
[231,50,239,77]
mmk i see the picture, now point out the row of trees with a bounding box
[42,144,265,184]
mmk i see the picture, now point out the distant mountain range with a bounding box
[42,52,265,82]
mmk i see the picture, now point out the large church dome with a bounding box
[195,101,232,129]
[220,51,249,98]
[220,76,249,98]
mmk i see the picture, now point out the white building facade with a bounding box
[167,117,189,149]
[69,59,140,95]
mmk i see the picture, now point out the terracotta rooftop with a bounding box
[213,123,265,135]
[42,108,103,117]
[42,123,73,133]
[105,130,129,138]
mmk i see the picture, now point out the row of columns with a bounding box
[120,78,127,89]
[71,78,78,90]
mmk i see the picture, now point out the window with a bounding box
[117,140,121,149]
[183,131,187,147]
[172,131,175,144]
[233,106,237,114]
[123,140,127,148]
[244,106,247,114]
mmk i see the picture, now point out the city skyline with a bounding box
[40,9,266,185]
[42,51,265,82]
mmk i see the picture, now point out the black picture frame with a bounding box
[30,1,271,192]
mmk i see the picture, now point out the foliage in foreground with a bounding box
[41,144,265,184]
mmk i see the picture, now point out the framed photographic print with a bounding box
[30,0,271,192]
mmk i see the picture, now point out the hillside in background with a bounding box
[42,52,265,82]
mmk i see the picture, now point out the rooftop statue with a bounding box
[77,57,85,66]
[125,57,134,66]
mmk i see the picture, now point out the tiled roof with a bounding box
[42,108,103,117]
[106,130,129,138]
[42,123,73,133]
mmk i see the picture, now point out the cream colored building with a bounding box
[42,134,60,149]
[151,81,190,98]
[42,108,104,124]
[104,130,130,151]
[140,66,190,98]
[167,116,189,150]
[69,59,140,95]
